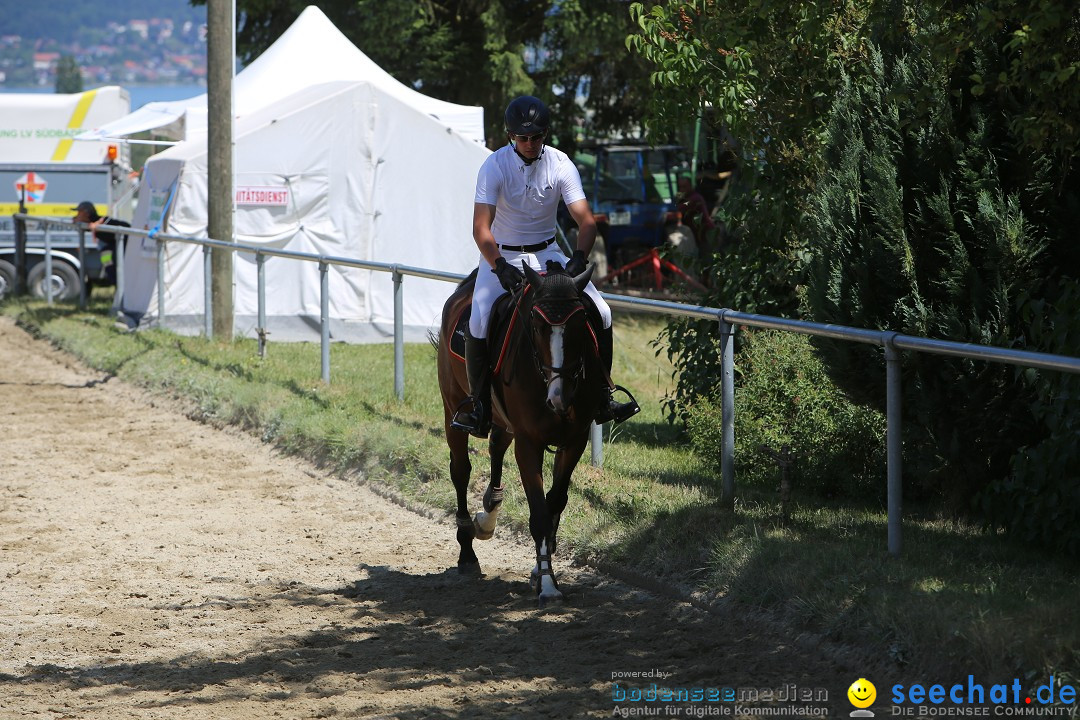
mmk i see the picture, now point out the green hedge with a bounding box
[687,329,885,500]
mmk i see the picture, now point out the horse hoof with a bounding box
[458,561,482,575]
[473,511,497,540]
[538,590,564,608]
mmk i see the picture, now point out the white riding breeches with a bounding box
[468,245,612,339]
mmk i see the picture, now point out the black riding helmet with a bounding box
[504,95,550,137]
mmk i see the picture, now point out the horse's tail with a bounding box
[427,328,440,351]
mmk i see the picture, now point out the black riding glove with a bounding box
[493,257,524,291]
[565,249,587,277]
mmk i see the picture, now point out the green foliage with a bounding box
[54,55,82,94]
[627,0,868,177]
[656,162,811,422]
[803,44,1080,515]
[537,0,658,150]
[686,330,885,498]
[981,281,1080,557]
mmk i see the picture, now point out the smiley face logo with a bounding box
[848,678,877,709]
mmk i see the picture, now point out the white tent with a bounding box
[77,5,485,145]
[122,80,489,342]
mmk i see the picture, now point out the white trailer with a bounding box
[0,86,136,299]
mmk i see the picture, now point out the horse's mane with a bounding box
[458,267,479,290]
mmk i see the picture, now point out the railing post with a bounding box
[590,422,603,467]
[113,233,125,315]
[13,213,27,295]
[156,237,166,326]
[257,253,267,358]
[203,244,212,338]
[320,260,330,383]
[885,333,903,556]
[393,268,404,401]
[43,224,54,305]
[77,225,87,310]
[720,312,735,508]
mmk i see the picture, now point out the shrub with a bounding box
[686,329,885,500]
[979,280,1080,557]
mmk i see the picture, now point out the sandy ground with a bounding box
[0,316,867,719]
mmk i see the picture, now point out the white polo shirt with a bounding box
[474,143,586,246]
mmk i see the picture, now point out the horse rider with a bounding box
[451,95,640,438]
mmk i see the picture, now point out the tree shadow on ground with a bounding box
[0,559,838,717]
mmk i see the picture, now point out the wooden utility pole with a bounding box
[206,0,234,339]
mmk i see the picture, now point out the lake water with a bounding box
[0,83,206,111]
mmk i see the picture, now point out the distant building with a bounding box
[32,52,59,71]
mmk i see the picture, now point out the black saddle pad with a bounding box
[448,292,516,366]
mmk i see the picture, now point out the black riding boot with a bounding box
[594,325,641,424]
[450,332,491,438]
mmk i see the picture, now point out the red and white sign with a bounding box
[235,186,290,207]
[14,171,47,203]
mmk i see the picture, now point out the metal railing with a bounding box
[12,212,1080,556]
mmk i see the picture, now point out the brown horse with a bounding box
[436,261,603,606]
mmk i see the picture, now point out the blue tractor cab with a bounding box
[564,142,690,268]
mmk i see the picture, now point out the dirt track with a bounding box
[0,316,864,719]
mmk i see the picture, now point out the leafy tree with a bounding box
[55,55,83,94]
[535,0,659,151]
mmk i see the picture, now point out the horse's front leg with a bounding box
[474,425,512,540]
[545,434,588,557]
[516,436,562,607]
[445,411,480,574]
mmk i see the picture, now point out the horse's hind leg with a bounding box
[474,425,511,540]
[447,417,480,574]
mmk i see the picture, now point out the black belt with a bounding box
[498,236,556,253]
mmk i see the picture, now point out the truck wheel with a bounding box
[0,260,15,300]
[28,261,82,302]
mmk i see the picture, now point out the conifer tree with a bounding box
[804,45,1068,512]
[55,55,82,94]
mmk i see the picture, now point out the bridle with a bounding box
[509,272,590,415]
[527,298,587,393]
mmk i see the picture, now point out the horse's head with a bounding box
[520,261,595,415]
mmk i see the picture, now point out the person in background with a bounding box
[676,175,715,257]
[72,201,130,288]
[450,95,640,438]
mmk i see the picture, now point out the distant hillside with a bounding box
[0,0,206,44]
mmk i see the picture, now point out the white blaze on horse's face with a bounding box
[546,325,566,412]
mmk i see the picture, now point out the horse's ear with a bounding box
[572,264,594,294]
[522,261,543,289]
